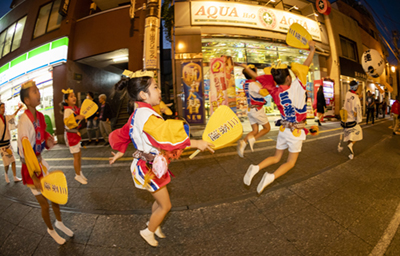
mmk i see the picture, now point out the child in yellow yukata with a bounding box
[109,70,213,247]
[242,40,316,194]
[61,89,87,184]
[18,81,73,245]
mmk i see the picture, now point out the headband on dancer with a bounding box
[21,80,36,89]
[122,69,154,78]
[349,81,359,91]
[62,88,74,94]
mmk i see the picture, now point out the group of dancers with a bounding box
[1,39,366,246]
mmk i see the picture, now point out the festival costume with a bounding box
[342,90,363,142]
[257,63,309,153]
[64,105,81,154]
[0,114,17,166]
[243,80,270,125]
[391,100,399,133]
[109,102,190,192]
[17,109,52,195]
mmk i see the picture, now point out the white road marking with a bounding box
[369,203,400,256]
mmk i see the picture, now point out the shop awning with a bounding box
[339,57,367,80]
[384,82,394,93]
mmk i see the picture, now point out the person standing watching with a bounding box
[86,92,100,145]
[0,103,22,183]
[98,94,113,146]
[316,85,326,126]
[366,91,375,125]
[391,98,400,135]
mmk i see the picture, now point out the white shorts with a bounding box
[69,142,81,154]
[276,128,305,153]
[1,144,15,166]
[247,108,269,125]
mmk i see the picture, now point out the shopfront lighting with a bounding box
[288,5,298,11]
[307,13,318,17]
[177,43,185,50]
[391,66,396,73]
[113,56,128,62]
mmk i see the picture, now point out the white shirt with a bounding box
[343,91,362,123]
[0,114,16,142]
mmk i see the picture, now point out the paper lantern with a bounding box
[361,49,384,78]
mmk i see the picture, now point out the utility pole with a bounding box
[143,0,161,88]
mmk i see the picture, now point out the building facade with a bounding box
[170,0,394,124]
[0,0,147,142]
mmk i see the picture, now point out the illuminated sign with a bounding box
[191,2,321,41]
[0,37,68,86]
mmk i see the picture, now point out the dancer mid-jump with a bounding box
[242,40,316,194]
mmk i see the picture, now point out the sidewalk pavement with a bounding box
[1,118,399,255]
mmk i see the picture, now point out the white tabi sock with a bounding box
[257,173,275,194]
[47,228,66,245]
[80,171,87,181]
[146,221,166,238]
[55,220,74,237]
[140,228,158,247]
[244,165,259,186]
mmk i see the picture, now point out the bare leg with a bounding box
[51,202,62,221]
[272,152,299,179]
[258,149,284,170]
[73,151,81,175]
[11,162,16,177]
[254,122,271,140]
[11,162,21,182]
[244,149,284,186]
[148,186,171,232]
[35,194,53,229]
[243,124,259,143]
[4,165,9,183]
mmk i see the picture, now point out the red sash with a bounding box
[64,106,81,147]
[21,109,48,185]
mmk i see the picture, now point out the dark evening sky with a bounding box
[0,0,399,63]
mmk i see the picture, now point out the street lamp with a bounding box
[391,66,396,73]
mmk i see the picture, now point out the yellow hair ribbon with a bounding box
[21,81,36,89]
[122,69,154,78]
[62,88,74,94]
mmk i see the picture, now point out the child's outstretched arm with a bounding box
[303,40,316,67]
[236,63,258,80]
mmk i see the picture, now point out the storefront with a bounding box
[0,37,68,142]
[202,38,320,118]
[174,1,330,123]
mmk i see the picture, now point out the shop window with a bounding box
[33,0,62,39]
[0,16,27,59]
[340,36,358,62]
